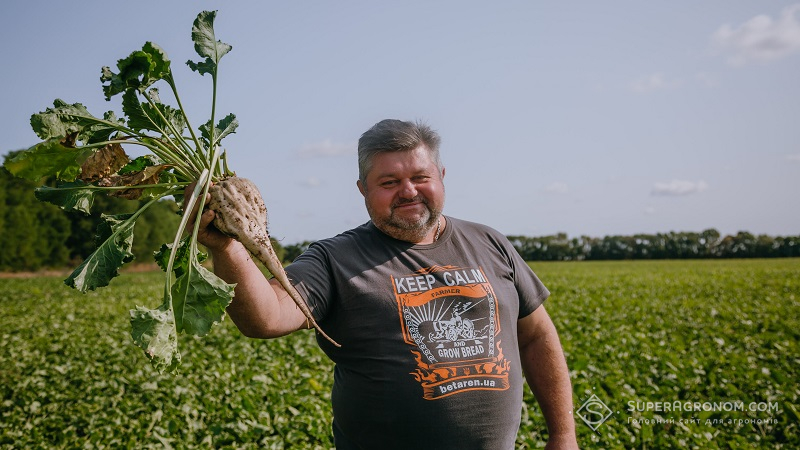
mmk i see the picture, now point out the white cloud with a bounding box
[713,4,800,65]
[787,153,800,162]
[644,206,656,215]
[296,139,355,158]
[300,177,322,188]
[630,73,681,93]
[651,180,708,196]
[544,181,569,194]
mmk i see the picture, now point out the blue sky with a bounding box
[2,1,798,242]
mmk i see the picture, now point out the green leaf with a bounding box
[29,100,121,144]
[65,213,136,292]
[34,181,96,214]
[119,155,161,175]
[101,42,171,100]
[83,111,125,144]
[199,113,238,146]
[154,236,207,278]
[3,138,92,181]
[130,305,181,374]
[186,10,231,76]
[139,169,178,200]
[185,59,215,75]
[122,89,186,135]
[172,259,235,336]
[30,99,90,140]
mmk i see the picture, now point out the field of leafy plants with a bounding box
[1,258,798,449]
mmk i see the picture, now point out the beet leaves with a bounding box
[4,11,239,373]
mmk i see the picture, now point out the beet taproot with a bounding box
[208,177,340,347]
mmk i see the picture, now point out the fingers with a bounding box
[199,208,215,228]
[182,181,233,251]
[185,192,212,224]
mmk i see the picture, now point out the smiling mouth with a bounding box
[393,196,427,210]
[395,202,422,208]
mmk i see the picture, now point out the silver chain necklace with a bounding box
[434,217,442,241]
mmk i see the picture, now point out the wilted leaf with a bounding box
[105,164,171,199]
[61,132,78,148]
[65,214,136,292]
[172,259,235,336]
[80,143,129,182]
[130,305,181,374]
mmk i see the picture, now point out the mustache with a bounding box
[392,196,428,208]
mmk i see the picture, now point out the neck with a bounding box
[420,215,446,244]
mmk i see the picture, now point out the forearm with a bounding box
[519,309,577,446]
[211,240,305,338]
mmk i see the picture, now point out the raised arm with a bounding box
[517,306,579,449]
[191,199,309,339]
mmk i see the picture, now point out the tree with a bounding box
[0,154,71,271]
[2,150,185,271]
[283,240,314,264]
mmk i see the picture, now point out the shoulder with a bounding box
[287,222,376,274]
[445,216,518,259]
[447,216,508,242]
[301,221,381,256]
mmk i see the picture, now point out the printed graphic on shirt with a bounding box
[393,265,511,400]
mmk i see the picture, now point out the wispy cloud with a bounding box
[544,181,569,194]
[713,4,800,66]
[300,177,323,188]
[630,73,681,93]
[787,153,800,162]
[651,180,708,196]
[296,139,355,159]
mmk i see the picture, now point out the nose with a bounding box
[398,179,418,198]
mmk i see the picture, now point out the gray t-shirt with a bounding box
[285,216,549,449]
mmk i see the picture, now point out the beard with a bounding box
[366,195,442,243]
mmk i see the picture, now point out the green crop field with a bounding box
[1,259,798,449]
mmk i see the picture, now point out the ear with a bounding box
[441,166,446,180]
[357,179,366,197]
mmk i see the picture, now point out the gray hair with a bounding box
[357,119,442,184]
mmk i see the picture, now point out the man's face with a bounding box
[357,146,445,243]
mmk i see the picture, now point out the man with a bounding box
[194,119,578,449]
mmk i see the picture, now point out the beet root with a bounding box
[207,176,340,347]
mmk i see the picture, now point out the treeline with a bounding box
[507,231,800,261]
[3,153,797,271]
[0,161,181,272]
[277,230,800,265]
[1,152,293,273]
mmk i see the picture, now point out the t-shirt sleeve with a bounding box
[283,242,335,322]
[505,237,550,319]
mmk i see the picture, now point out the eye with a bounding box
[380,180,399,188]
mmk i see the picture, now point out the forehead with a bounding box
[367,146,438,179]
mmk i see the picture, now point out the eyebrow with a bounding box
[373,167,435,180]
